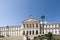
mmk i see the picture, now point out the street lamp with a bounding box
[6,26,9,37]
[41,15,45,34]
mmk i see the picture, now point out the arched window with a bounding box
[23,31,25,35]
[32,30,34,35]
[30,31,31,35]
[27,31,28,35]
[36,30,38,35]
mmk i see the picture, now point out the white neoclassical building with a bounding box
[0,17,60,39]
[20,18,60,36]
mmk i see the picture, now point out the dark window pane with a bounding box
[36,30,38,35]
[27,31,28,35]
[30,31,31,35]
[36,23,38,28]
[32,30,34,35]
[23,31,25,35]
[33,24,34,28]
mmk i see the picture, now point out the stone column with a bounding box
[25,30,26,35]
[38,23,40,28]
[38,30,40,35]
[28,31,30,35]
[31,31,32,35]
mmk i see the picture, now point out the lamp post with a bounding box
[6,26,9,37]
[41,16,45,35]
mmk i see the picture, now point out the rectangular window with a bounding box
[40,24,41,28]
[23,24,25,28]
[30,24,31,28]
[40,30,41,34]
[33,24,34,28]
[55,31,57,34]
[52,31,54,34]
[36,23,38,28]
[59,31,60,34]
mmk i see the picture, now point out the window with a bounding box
[33,24,34,28]
[43,31,44,34]
[59,31,60,34]
[27,31,28,35]
[30,24,31,28]
[46,25,47,28]
[23,31,25,35]
[47,25,50,28]
[44,25,46,28]
[56,24,59,28]
[40,30,41,34]
[36,23,38,28]
[46,29,47,33]
[36,30,38,35]
[52,31,54,34]
[50,25,52,28]
[32,30,34,35]
[30,31,31,35]
[23,24,25,28]
[17,32,18,35]
[53,25,55,28]
[40,24,41,28]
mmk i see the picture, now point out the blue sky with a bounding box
[0,0,60,26]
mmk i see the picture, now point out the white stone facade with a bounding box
[0,26,21,36]
[0,18,60,37]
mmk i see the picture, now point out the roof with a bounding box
[44,22,60,25]
[22,18,40,23]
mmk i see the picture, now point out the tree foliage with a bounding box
[46,32,53,40]
[0,35,4,38]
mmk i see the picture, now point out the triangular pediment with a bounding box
[23,18,40,22]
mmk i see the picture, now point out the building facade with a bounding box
[0,26,21,36]
[21,18,60,36]
[0,18,60,39]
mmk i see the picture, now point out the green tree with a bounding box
[47,32,53,40]
[0,35,4,38]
